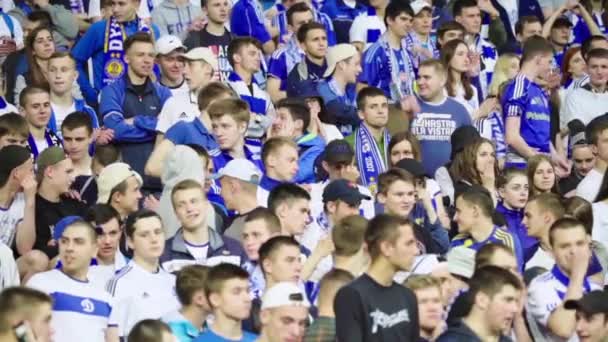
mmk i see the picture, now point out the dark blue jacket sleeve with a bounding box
[72,21,104,105]
[100,85,155,142]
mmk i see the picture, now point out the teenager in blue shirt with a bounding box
[71,0,160,106]
[285,22,329,98]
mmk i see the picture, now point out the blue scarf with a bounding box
[552,265,591,300]
[380,32,415,102]
[102,16,150,86]
[28,129,61,159]
[355,124,389,195]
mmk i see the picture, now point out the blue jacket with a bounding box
[71,18,160,105]
[316,80,358,136]
[496,202,538,263]
[295,133,325,184]
[100,76,171,190]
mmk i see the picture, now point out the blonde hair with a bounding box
[488,53,520,97]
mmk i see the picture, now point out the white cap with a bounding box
[447,246,476,279]
[261,282,311,310]
[210,159,261,184]
[182,47,219,70]
[323,43,358,78]
[97,163,143,204]
[411,0,432,15]
[155,35,185,55]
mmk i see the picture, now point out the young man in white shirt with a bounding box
[196,263,257,341]
[106,209,179,341]
[257,282,310,342]
[527,217,602,341]
[20,86,61,159]
[27,217,113,342]
[155,35,188,96]
[577,116,608,202]
[523,192,564,270]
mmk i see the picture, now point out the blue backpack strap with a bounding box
[1,13,14,39]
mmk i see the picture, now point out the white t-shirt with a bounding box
[0,242,18,288]
[576,168,604,202]
[592,201,608,251]
[51,102,76,138]
[27,269,113,342]
[185,241,209,262]
[0,100,18,115]
[164,81,190,97]
[525,247,554,271]
[156,91,199,134]
[0,192,24,248]
[561,88,608,130]
[106,261,179,337]
[349,11,386,51]
[88,250,129,290]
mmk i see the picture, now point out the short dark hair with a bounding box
[128,320,172,342]
[197,82,234,112]
[19,86,48,108]
[176,264,210,306]
[258,235,300,274]
[61,111,93,135]
[0,113,28,139]
[124,32,154,53]
[582,35,607,58]
[437,21,465,39]
[549,217,587,246]
[48,51,76,68]
[515,15,541,36]
[585,48,608,63]
[276,98,311,132]
[227,37,262,66]
[458,188,495,219]
[244,207,281,234]
[356,86,387,110]
[0,286,52,319]
[365,214,413,259]
[27,11,51,26]
[296,21,326,43]
[384,0,414,25]
[521,36,553,64]
[267,183,311,215]
[287,2,312,26]
[92,144,120,169]
[85,204,120,226]
[453,0,478,17]
[205,263,250,305]
[468,266,522,301]
[124,209,162,239]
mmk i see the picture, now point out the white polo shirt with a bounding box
[27,269,113,342]
[156,91,199,134]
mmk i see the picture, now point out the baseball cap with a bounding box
[155,35,185,55]
[553,16,573,29]
[323,140,354,165]
[322,179,371,205]
[565,290,608,314]
[568,119,587,146]
[52,216,83,241]
[450,125,480,160]
[96,163,143,204]
[0,145,31,185]
[323,44,358,78]
[585,113,608,143]
[182,47,218,69]
[447,246,476,279]
[36,146,67,179]
[261,282,311,310]
[395,158,426,178]
[411,0,432,15]
[210,158,261,184]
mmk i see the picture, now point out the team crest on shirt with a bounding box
[81,299,95,313]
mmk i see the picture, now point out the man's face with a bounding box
[289,10,313,34]
[302,29,328,60]
[128,216,165,260]
[594,129,608,162]
[386,224,418,270]
[211,115,246,150]
[157,51,185,83]
[485,285,521,334]
[454,197,475,233]
[359,95,389,129]
[576,311,608,342]
[587,57,608,88]
[456,6,481,34]
[523,201,546,238]
[535,52,554,78]
[489,249,519,275]
[412,10,433,35]
[415,286,444,335]
[114,176,142,214]
[272,108,299,138]
[235,44,262,73]
[59,225,98,275]
[572,146,596,177]
[281,198,310,235]
[388,12,414,37]
[29,303,53,342]
[96,217,121,261]
[261,306,309,342]
[48,57,78,95]
[0,134,28,149]
[204,0,230,24]
[439,29,464,46]
[214,278,252,320]
[519,22,542,42]
[550,26,571,46]
[269,145,299,182]
[550,226,590,274]
[242,218,275,261]
[22,92,51,129]
[62,126,93,163]
[48,158,75,194]
[338,54,362,84]
[264,244,302,283]
[379,180,416,217]
[111,0,137,22]
[417,66,445,100]
[184,60,214,91]
[125,42,156,78]
[328,200,359,223]
[173,188,207,231]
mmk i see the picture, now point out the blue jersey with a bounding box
[268,38,304,89]
[320,0,367,43]
[230,0,271,43]
[501,74,551,167]
[165,118,219,151]
[451,225,524,270]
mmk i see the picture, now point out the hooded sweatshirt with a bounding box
[496,201,538,263]
[158,145,220,238]
[437,320,513,342]
[150,0,203,40]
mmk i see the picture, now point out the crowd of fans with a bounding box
[0,0,608,340]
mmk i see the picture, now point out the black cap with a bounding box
[450,125,480,160]
[568,119,587,146]
[585,113,608,143]
[322,179,371,205]
[553,16,573,28]
[565,290,608,314]
[322,140,354,165]
[395,158,426,178]
[0,145,31,185]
